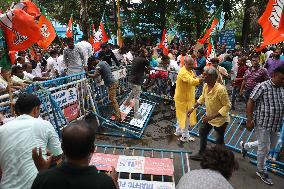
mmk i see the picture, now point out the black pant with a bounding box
[199,122,228,154]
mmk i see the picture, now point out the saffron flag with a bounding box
[66,16,73,38]
[89,23,95,46]
[257,0,284,51]
[198,6,222,44]
[0,9,43,52]
[37,15,56,49]
[11,0,41,18]
[92,21,110,51]
[159,29,169,55]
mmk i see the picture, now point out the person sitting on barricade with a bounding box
[177,146,238,189]
[86,56,122,122]
[0,94,63,189]
[124,48,150,119]
[22,64,51,82]
[31,122,118,189]
[0,67,26,95]
[174,57,203,142]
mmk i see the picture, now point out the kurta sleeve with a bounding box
[179,72,200,86]
[217,86,231,116]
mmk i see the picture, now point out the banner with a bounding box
[89,153,174,176]
[219,29,235,50]
[118,179,175,189]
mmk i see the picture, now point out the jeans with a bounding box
[125,83,142,114]
[231,87,240,109]
[256,127,279,174]
[244,89,252,104]
[199,122,228,154]
[108,82,121,120]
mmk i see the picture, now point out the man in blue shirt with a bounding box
[195,49,206,76]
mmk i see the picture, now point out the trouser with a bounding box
[244,89,252,105]
[256,127,279,174]
[108,82,121,120]
[125,83,142,114]
[199,122,228,154]
[176,114,190,138]
[231,87,240,108]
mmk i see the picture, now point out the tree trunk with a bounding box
[79,0,89,39]
[241,0,253,47]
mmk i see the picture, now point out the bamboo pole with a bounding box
[117,0,123,47]
[7,75,14,116]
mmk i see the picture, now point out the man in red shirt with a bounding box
[231,57,247,110]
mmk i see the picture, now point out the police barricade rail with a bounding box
[181,107,284,176]
[92,144,192,188]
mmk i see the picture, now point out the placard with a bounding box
[64,102,79,122]
[89,153,175,176]
[89,153,119,172]
[111,99,134,121]
[219,29,235,50]
[118,179,175,189]
[144,157,174,176]
[129,103,153,128]
[117,155,145,173]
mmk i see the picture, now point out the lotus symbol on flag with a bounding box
[269,0,284,28]
[0,11,28,45]
[40,24,50,39]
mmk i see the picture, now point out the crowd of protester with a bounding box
[0,38,283,188]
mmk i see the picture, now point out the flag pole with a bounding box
[7,76,14,116]
[117,0,122,47]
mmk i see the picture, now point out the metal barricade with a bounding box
[94,144,192,186]
[181,107,284,176]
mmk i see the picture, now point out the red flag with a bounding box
[257,0,284,51]
[0,9,43,51]
[9,51,16,65]
[92,21,110,51]
[159,29,168,55]
[89,24,95,46]
[11,0,41,18]
[37,15,56,49]
[66,16,73,38]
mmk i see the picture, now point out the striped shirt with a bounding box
[250,80,284,132]
[244,67,269,91]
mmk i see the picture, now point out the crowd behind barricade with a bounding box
[0,38,284,188]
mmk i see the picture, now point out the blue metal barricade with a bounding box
[94,144,192,185]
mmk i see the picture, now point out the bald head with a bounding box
[184,56,194,70]
[62,123,95,160]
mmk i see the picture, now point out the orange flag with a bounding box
[0,9,43,51]
[257,0,284,51]
[93,21,110,51]
[66,16,73,38]
[11,0,41,18]
[37,15,56,49]
[89,24,95,46]
[159,29,168,55]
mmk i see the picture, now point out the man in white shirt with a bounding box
[76,38,93,67]
[63,38,85,75]
[46,50,60,78]
[0,94,62,189]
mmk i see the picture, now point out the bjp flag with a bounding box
[11,0,41,18]
[0,9,43,51]
[66,16,73,38]
[37,15,56,49]
[257,0,284,51]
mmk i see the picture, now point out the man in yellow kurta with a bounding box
[174,57,202,142]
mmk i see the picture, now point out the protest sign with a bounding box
[118,179,175,189]
[89,153,119,172]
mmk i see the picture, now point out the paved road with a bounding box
[84,99,284,189]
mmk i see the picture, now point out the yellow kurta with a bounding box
[174,67,200,129]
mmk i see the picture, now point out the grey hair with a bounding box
[203,66,218,80]
[184,56,194,64]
